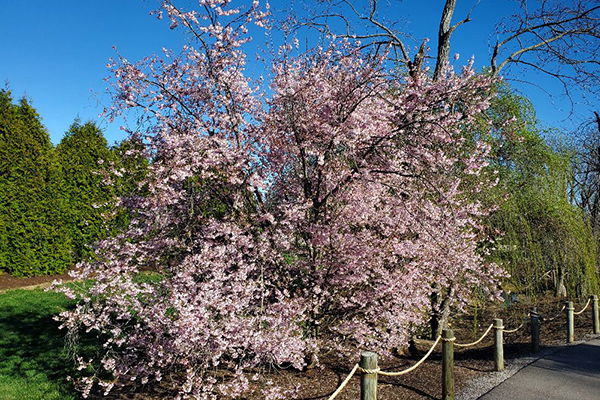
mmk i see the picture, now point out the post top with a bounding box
[442,328,454,339]
[360,351,378,358]
[359,351,378,369]
[566,300,574,309]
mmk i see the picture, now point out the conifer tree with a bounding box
[0,90,72,275]
[56,121,115,261]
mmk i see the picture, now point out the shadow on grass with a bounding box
[0,289,78,400]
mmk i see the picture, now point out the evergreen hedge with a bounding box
[0,91,73,275]
[56,121,115,261]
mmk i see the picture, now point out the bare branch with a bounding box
[491,0,600,96]
[300,0,412,65]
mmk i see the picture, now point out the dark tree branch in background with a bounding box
[305,0,476,78]
[573,112,600,234]
[491,0,600,94]
[304,0,600,97]
[304,0,422,74]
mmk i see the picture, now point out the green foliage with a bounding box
[483,85,599,298]
[0,276,149,399]
[0,91,73,276]
[109,136,149,231]
[56,121,115,261]
[111,137,148,196]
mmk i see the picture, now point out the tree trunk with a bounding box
[433,0,457,81]
[430,285,454,338]
[554,267,567,297]
[430,289,440,339]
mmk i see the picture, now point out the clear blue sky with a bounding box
[1,0,595,145]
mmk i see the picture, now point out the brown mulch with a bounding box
[0,271,74,291]
[95,350,483,400]
[3,272,592,400]
[95,296,599,400]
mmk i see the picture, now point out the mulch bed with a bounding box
[0,271,74,291]
[94,351,483,400]
[1,274,594,400]
[95,296,598,400]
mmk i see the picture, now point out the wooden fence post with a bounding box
[530,307,540,353]
[360,351,378,400]
[494,318,504,372]
[566,301,574,344]
[442,329,454,400]
[592,295,599,335]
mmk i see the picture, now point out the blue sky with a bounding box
[1,0,595,145]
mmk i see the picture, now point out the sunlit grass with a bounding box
[0,273,165,400]
[0,289,76,400]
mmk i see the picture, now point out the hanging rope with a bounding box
[543,305,566,322]
[360,335,442,377]
[326,335,442,398]
[503,313,530,333]
[574,298,592,315]
[454,323,494,348]
[326,363,359,400]
[503,322,524,333]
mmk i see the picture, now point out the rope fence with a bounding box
[574,297,592,315]
[327,364,359,400]
[454,323,494,347]
[327,336,443,400]
[542,305,566,322]
[373,335,442,376]
[503,322,524,334]
[325,294,600,400]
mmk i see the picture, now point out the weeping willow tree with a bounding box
[493,185,598,297]
[481,86,599,298]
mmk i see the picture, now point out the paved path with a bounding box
[479,338,600,400]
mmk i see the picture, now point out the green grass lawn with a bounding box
[0,273,163,400]
[0,288,77,400]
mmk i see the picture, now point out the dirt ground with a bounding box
[0,271,74,292]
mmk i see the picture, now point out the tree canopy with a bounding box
[54,2,505,398]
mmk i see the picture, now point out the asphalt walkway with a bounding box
[479,338,600,399]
